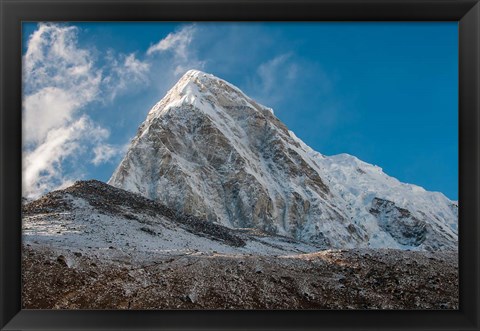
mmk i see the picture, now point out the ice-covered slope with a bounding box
[109,70,457,251]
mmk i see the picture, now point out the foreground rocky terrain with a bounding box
[22,245,458,309]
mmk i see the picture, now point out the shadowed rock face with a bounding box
[370,198,427,246]
[369,197,457,251]
[109,70,457,250]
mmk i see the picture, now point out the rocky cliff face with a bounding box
[109,70,457,251]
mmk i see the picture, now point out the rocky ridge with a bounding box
[23,180,324,263]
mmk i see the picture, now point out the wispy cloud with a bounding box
[147,25,195,59]
[23,116,108,197]
[248,53,302,107]
[22,23,148,198]
[23,24,102,146]
[248,51,336,112]
[147,25,205,77]
[103,52,150,101]
[92,143,128,166]
[257,54,297,95]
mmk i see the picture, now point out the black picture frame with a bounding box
[1,0,479,330]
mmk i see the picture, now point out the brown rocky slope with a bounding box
[23,245,458,310]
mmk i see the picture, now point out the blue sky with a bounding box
[22,22,458,200]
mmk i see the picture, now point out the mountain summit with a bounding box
[109,70,457,251]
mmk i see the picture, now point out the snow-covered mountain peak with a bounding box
[146,70,272,122]
[180,69,250,97]
[110,71,457,252]
[181,69,227,85]
[184,68,208,76]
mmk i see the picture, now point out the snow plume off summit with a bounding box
[109,70,457,252]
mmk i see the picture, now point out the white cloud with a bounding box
[91,143,127,166]
[22,23,142,198]
[23,24,102,146]
[24,25,95,91]
[146,25,205,79]
[257,53,297,95]
[147,25,195,58]
[250,52,333,111]
[103,52,150,101]
[23,116,108,197]
[22,24,103,197]
[124,53,150,77]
